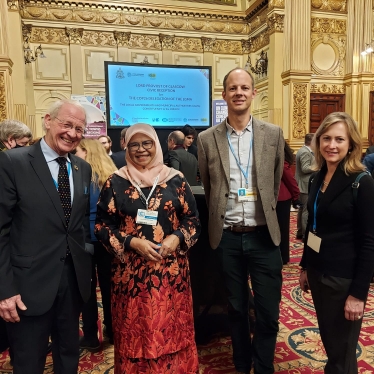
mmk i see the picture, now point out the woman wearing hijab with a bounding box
[299,112,374,374]
[95,123,201,373]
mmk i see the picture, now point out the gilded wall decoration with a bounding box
[173,38,203,53]
[176,0,236,4]
[267,13,284,34]
[248,31,270,53]
[201,37,216,52]
[113,31,131,47]
[310,83,345,94]
[241,39,252,54]
[268,0,285,9]
[81,32,116,47]
[311,34,345,76]
[311,0,346,12]
[7,1,18,10]
[247,11,267,33]
[292,84,308,139]
[159,34,175,50]
[128,35,161,50]
[311,18,346,34]
[30,27,69,44]
[0,73,7,122]
[213,40,242,54]
[65,28,84,44]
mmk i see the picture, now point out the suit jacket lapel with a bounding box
[214,121,230,185]
[70,154,82,223]
[28,142,66,225]
[252,118,265,179]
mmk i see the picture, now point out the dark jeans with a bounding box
[308,267,362,374]
[82,241,113,339]
[216,227,283,374]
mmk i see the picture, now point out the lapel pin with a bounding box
[74,165,79,171]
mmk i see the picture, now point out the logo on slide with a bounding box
[116,68,125,79]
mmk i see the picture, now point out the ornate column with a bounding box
[0,0,14,121]
[345,0,373,144]
[114,31,131,62]
[267,1,285,127]
[201,37,216,67]
[282,0,312,145]
[65,27,84,95]
[159,34,174,65]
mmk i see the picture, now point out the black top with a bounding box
[111,150,126,169]
[300,162,374,301]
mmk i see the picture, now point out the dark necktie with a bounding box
[56,157,71,226]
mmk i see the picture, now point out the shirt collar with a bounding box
[40,137,70,163]
[225,116,252,135]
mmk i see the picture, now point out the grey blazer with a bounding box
[197,118,284,249]
[295,145,314,194]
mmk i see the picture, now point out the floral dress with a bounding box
[95,173,201,374]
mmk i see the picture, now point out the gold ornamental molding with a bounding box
[83,31,117,47]
[311,18,346,34]
[311,0,346,12]
[65,27,84,44]
[201,37,216,52]
[0,73,7,122]
[159,34,175,50]
[310,83,345,94]
[128,35,161,50]
[268,0,284,9]
[247,9,267,33]
[7,0,19,10]
[20,2,250,35]
[30,27,69,44]
[292,83,308,139]
[213,40,242,54]
[113,31,131,47]
[267,13,284,34]
[175,0,236,4]
[174,38,203,53]
[248,29,269,53]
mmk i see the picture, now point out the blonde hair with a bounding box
[312,112,365,175]
[78,139,117,189]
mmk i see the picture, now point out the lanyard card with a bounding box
[136,209,158,226]
[238,187,257,202]
[307,232,322,253]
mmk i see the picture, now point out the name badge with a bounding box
[136,209,158,226]
[307,232,322,253]
[238,187,257,202]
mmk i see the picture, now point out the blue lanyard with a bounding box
[53,161,71,189]
[227,130,253,188]
[312,184,323,233]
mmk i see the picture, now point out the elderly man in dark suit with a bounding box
[0,99,92,374]
[198,68,284,374]
[167,130,198,186]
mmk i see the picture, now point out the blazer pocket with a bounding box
[10,254,34,268]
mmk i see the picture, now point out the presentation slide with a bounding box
[106,63,211,128]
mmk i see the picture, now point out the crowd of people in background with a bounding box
[1,68,374,374]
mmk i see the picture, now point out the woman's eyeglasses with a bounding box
[127,140,154,152]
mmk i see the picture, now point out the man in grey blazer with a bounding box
[198,68,284,374]
[0,100,92,374]
[295,133,314,239]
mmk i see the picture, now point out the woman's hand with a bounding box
[159,234,180,258]
[299,270,310,293]
[344,295,365,321]
[130,238,163,262]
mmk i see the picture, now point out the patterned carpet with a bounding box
[1,212,374,373]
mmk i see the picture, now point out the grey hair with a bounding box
[168,131,185,146]
[43,99,86,131]
[0,120,33,142]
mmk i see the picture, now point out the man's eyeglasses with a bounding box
[127,140,154,152]
[54,117,86,136]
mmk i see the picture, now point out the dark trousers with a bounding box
[82,241,112,339]
[7,257,83,374]
[308,266,362,374]
[296,193,308,237]
[216,227,283,374]
[0,319,9,353]
[276,199,291,264]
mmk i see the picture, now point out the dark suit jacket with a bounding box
[0,142,92,316]
[187,144,198,159]
[111,149,126,169]
[169,147,198,186]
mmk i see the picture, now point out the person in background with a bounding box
[181,124,198,159]
[0,119,33,151]
[276,142,301,265]
[295,133,315,240]
[299,112,374,374]
[75,139,117,351]
[98,135,113,156]
[198,68,284,374]
[95,123,201,373]
[28,137,42,146]
[0,99,92,374]
[111,128,127,169]
[167,130,198,186]
[362,152,374,175]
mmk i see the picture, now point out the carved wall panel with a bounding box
[247,11,267,33]
[267,13,284,34]
[311,18,346,34]
[268,0,285,9]
[310,83,345,94]
[214,55,242,91]
[30,27,69,44]
[311,34,345,76]
[173,38,203,53]
[34,47,69,81]
[0,73,7,121]
[131,52,161,64]
[311,0,346,12]
[82,31,116,47]
[292,83,308,139]
[173,53,203,66]
[84,50,115,81]
[128,35,161,50]
[248,30,270,53]
[213,40,242,54]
